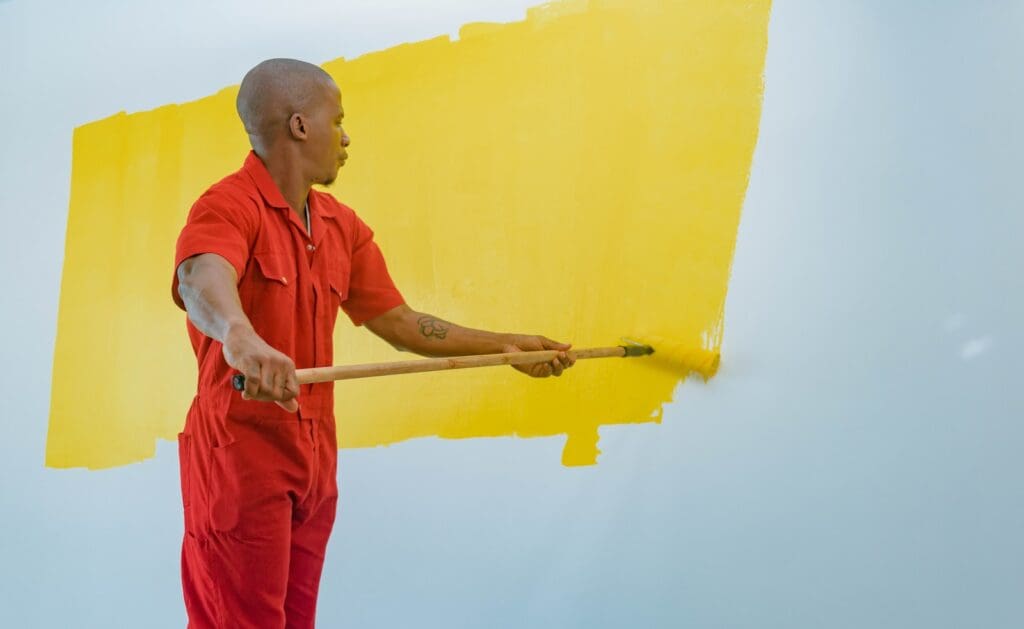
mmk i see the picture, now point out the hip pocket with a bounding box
[178,432,196,535]
[208,439,290,541]
[177,432,192,509]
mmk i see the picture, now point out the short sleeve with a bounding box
[171,189,257,310]
[341,215,405,325]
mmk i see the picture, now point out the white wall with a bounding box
[1,1,1022,627]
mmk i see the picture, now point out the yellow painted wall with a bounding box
[48,0,770,469]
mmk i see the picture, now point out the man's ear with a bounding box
[288,113,307,140]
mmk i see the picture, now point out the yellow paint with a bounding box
[47,0,771,469]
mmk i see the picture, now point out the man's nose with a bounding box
[342,132,350,148]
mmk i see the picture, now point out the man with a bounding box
[171,58,575,628]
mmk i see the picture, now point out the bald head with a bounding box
[236,58,338,152]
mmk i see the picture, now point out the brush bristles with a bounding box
[621,343,655,357]
[621,336,721,379]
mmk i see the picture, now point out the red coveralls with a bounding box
[172,152,405,628]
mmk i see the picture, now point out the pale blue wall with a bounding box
[1,1,1021,627]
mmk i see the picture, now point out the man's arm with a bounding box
[364,304,576,378]
[176,253,300,409]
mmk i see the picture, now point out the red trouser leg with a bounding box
[178,406,338,629]
[283,494,338,629]
[284,417,339,629]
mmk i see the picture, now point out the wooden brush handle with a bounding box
[231,346,628,390]
[297,346,624,383]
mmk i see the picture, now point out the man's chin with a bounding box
[321,169,340,187]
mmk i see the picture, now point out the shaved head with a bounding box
[236,58,337,152]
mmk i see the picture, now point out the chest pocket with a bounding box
[249,252,297,306]
[327,259,350,309]
[253,251,296,283]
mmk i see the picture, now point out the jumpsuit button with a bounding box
[307,244,316,252]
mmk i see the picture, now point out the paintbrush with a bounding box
[231,338,719,390]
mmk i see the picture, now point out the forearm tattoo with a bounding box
[417,315,450,340]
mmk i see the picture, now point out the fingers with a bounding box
[279,370,300,412]
[550,356,564,377]
[506,338,576,378]
[241,359,263,400]
[261,360,277,400]
[548,347,576,376]
[556,349,574,370]
[540,336,572,351]
[237,356,299,407]
[512,360,549,378]
[565,350,577,368]
[283,370,300,400]
[547,350,575,376]
[275,398,300,413]
[540,337,574,375]
[515,358,576,378]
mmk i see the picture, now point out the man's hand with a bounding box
[502,334,576,378]
[222,324,300,412]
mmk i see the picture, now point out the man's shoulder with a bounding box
[191,169,261,215]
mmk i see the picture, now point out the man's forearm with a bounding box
[365,304,573,377]
[366,305,515,357]
[407,312,516,356]
[176,254,253,343]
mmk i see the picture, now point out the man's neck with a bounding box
[258,150,311,222]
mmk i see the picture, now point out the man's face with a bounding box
[308,81,349,187]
